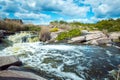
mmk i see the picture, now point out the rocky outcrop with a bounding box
[0,56,22,70]
[85,31,106,41]
[109,32,120,41]
[0,56,46,80]
[68,36,85,43]
[68,31,112,45]
[0,69,46,80]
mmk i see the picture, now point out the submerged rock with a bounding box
[0,56,22,70]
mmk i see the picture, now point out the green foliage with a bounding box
[95,19,120,32]
[56,29,81,41]
[50,18,120,32]
[56,32,68,40]
[50,27,59,32]
[23,24,41,31]
[59,20,68,24]
[50,20,67,24]
[70,21,82,26]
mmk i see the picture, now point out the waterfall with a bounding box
[7,31,39,43]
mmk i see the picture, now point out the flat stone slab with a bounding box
[0,70,46,80]
[0,56,22,70]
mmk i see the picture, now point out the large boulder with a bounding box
[85,31,106,41]
[68,31,108,44]
[81,30,89,35]
[0,56,22,70]
[0,70,46,80]
[90,37,111,45]
[96,37,112,45]
[68,36,85,43]
[109,32,120,41]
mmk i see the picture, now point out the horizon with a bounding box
[0,0,120,25]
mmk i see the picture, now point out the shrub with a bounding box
[50,27,59,32]
[56,29,81,41]
[0,20,41,32]
[23,24,41,31]
[56,32,68,40]
[95,19,120,32]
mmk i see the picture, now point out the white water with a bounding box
[0,32,120,80]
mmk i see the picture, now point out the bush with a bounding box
[56,29,81,41]
[95,19,120,32]
[0,20,41,32]
[23,24,41,31]
[50,27,59,32]
[0,20,23,32]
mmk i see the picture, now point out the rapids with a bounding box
[0,32,120,80]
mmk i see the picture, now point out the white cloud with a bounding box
[0,0,120,24]
[83,0,120,18]
[20,0,90,17]
[15,12,50,20]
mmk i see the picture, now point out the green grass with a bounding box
[56,29,81,41]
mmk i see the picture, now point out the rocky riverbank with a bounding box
[0,32,120,79]
[47,30,120,46]
[0,56,46,80]
[0,30,15,42]
[0,30,120,49]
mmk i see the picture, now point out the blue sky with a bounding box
[0,0,120,25]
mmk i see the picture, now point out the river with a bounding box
[0,32,120,80]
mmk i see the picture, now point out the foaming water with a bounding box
[7,32,39,43]
[0,42,120,80]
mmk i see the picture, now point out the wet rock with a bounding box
[0,70,46,80]
[0,30,5,38]
[0,30,5,42]
[116,42,120,47]
[0,56,22,70]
